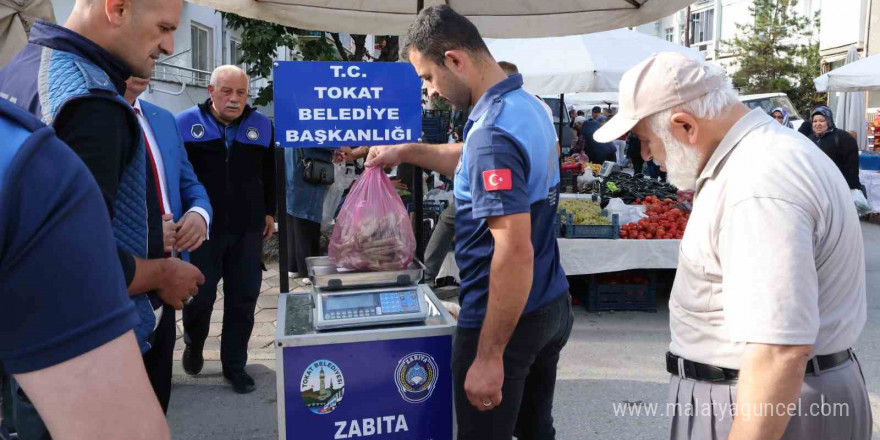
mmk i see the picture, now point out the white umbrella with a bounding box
[486,29,705,95]
[831,46,868,150]
[814,52,880,93]
[186,0,694,38]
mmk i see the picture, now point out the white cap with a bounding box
[573,116,587,125]
[594,52,725,143]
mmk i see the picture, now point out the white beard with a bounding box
[656,129,701,191]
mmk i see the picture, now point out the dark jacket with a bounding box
[808,107,861,190]
[579,120,616,164]
[176,100,276,236]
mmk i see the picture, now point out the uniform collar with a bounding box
[28,20,132,96]
[696,108,773,194]
[468,73,523,123]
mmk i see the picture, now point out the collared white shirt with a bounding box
[134,99,211,234]
[669,109,866,370]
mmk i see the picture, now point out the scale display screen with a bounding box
[319,289,423,324]
[324,294,374,311]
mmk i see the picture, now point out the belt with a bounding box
[666,349,854,383]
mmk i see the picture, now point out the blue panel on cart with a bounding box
[282,335,453,440]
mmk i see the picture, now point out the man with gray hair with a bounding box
[594,52,871,440]
[176,65,276,394]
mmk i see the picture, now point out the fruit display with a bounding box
[558,199,611,225]
[619,197,689,240]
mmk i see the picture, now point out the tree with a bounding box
[724,0,826,113]
[222,13,399,106]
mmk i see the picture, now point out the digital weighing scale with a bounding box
[313,285,431,330]
[305,256,431,330]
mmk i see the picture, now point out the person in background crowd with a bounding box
[770,107,794,128]
[591,105,607,123]
[0,0,203,435]
[125,76,213,413]
[284,146,338,283]
[627,132,644,174]
[368,6,572,439]
[571,115,588,154]
[0,98,171,440]
[808,106,862,191]
[567,108,577,128]
[579,117,617,164]
[596,52,870,440]
[176,65,276,394]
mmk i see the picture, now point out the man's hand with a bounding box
[390,178,408,191]
[464,354,504,411]
[162,214,176,253]
[175,212,207,252]
[264,215,275,240]
[157,258,205,310]
[365,144,408,168]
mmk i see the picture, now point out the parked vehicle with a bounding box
[739,92,806,131]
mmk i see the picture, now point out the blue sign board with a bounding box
[273,61,423,148]
[282,335,453,440]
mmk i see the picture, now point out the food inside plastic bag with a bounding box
[329,166,416,271]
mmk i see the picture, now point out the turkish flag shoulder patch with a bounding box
[482,169,513,191]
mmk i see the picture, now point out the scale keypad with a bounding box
[379,291,420,314]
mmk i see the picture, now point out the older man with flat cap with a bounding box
[595,52,871,440]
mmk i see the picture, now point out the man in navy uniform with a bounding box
[176,65,276,394]
[368,6,572,439]
[0,97,170,440]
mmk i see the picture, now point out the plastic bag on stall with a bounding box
[604,198,647,225]
[329,166,416,271]
[853,189,872,216]
[322,163,357,233]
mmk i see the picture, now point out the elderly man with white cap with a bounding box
[595,52,871,440]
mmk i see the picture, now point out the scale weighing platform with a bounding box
[274,257,455,440]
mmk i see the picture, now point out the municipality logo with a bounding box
[300,360,345,415]
[191,123,205,139]
[394,352,438,403]
[246,127,259,141]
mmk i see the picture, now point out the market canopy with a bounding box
[186,0,695,38]
[815,52,880,92]
[486,29,705,95]
[544,92,620,109]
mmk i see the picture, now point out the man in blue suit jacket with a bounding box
[125,76,212,413]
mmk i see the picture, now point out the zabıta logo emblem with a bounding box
[191,123,205,139]
[300,359,345,415]
[394,352,438,403]
[246,127,259,141]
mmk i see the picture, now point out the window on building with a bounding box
[665,27,674,42]
[230,38,244,69]
[191,22,212,86]
[689,9,715,44]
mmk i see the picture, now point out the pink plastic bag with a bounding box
[329,166,416,271]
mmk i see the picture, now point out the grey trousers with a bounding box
[424,201,456,283]
[668,356,872,440]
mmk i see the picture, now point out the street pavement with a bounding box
[166,222,880,439]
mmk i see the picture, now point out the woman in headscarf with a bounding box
[769,107,793,128]
[808,106,862,190]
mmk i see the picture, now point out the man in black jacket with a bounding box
[175,65,276,394]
